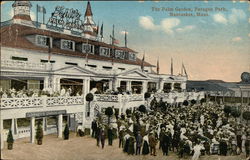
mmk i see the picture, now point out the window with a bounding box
[103,66,112,70]
[115,50,125,59]
[85,64,97,68]
[41,59,55,63]
[118,68,125,70]
[82,43,93,54]
[129,53,136,61]
[36,35,50,47]
[65,62,78,66]
[11,56,28,61]
[100,47,110,57]
[61,39,75,51]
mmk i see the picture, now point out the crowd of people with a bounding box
[88,100,250,160]
[0,87,82,98]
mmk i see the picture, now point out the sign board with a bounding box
[26,110,66,118]
[47,6,84,31]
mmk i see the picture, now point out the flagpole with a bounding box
[125,30,127,48]
[43,8,45,24]
[171,58,173,75]
[36,4,38,28]
[112,25,115,65]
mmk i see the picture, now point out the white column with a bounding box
[118,94,122,116]
[171,82,175,91]
[113,79,120,91]
[86,79,90,93]
[142,81,148,94]
[126,81,131,91]
[44,77,49,89]
[11,118,15,134]
[0,118,4,149]
[58,114,63,138]
[181,82,186,91]
[159,80,164,91]
[15,119,18,135]
[43,117,47,132]
[57,78,61,92]
[109,79,113,90]
[30,117,35,143]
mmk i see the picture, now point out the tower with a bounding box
[12,1,32,21]
[83,1,97,39]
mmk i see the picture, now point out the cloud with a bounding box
[232,37,242,42]
[213,8,246,25]
[139,16,182,34]
[213,13,227,24]
[161,18,180,34]
[120,31,129,35]
[228,8,246,24]
[139,16,157,30]
[176,25,196,33]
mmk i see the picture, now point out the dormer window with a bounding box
[115,50,125,59]
[61,39,75,51]
[82,43,93,54]
[100,47,110,57]
[36,35,51,47]
[129,53,136,61]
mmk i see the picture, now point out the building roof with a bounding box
[12,15,32,21]
[85,1,93,17]
[0,23,154,67]
[187,80,235,92]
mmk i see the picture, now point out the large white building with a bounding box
[0,1,203,149]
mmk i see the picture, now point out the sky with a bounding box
[1,0,249,82]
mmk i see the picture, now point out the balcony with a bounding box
[153,91,205,102]
[94,94,144,102]
[1,59,52,71]
[0,96,84,110]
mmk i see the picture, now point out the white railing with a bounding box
[94,94,119,102]
[154,91,205,101]
[46,96,84,106]
[128,94,144,101]
[0,96,84,109]
[1,59,52,71]
[94,94,144,102]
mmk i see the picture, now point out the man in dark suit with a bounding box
[136,133,143,155]
[91,119,97,138]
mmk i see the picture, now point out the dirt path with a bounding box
[1,133,247,160]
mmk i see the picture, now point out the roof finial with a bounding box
[85,1,93,17]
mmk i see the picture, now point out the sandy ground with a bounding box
[0,133,247,160]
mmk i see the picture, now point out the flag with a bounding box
[113,39,119,44]
[141,54,145,71]
[171,58,173,75]
[37,5,46,13]
[125,31,127,47]
[100,22,103,38]
[110,35,119,45]
[157,58,159,74]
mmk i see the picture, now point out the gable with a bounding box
[54,66,95,76]
[117,69,150,80]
